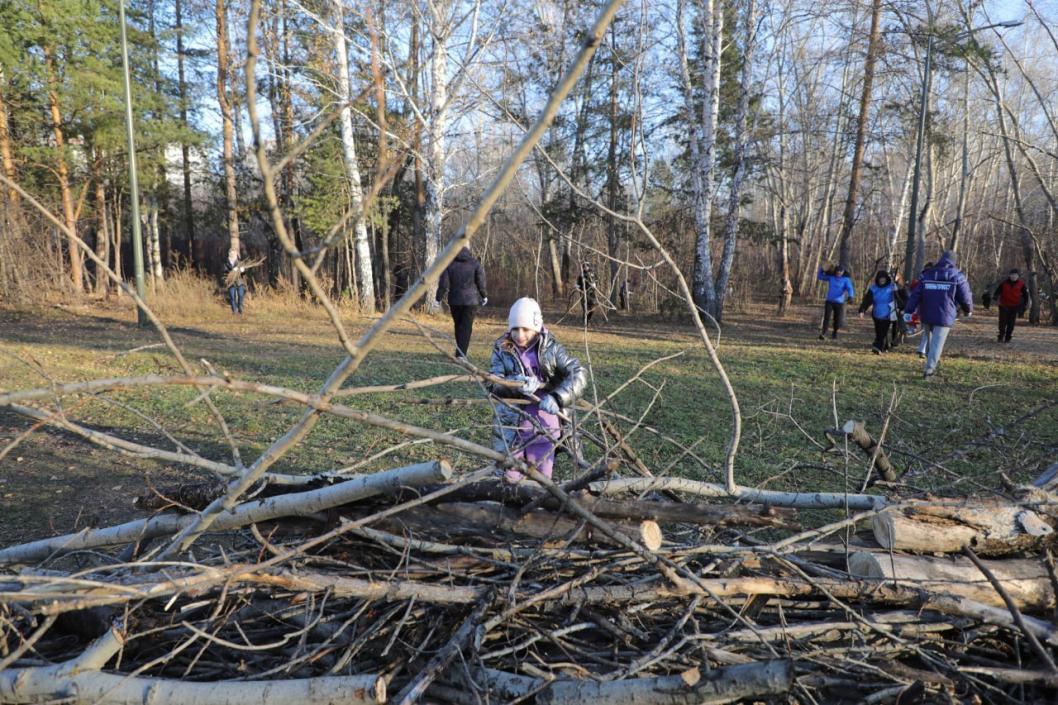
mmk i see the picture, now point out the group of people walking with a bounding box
[818,251,1028,378]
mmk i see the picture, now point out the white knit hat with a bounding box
[508,297,543,332]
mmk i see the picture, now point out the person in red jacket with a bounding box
[991,269,1030,343]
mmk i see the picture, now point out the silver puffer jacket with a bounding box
[488,329,588,452]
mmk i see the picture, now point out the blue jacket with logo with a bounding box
[817,268,855,304]
[905,253,973,327]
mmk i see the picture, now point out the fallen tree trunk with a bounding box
[0,624,386,705]
[848,551,1054,610]
[590,477,885,510]
[439,661,794,705]
[539,661,793,705]
[376,502,663,551]
[872,499,1055,556]
[0,461,452,565]
[427,481,796,528]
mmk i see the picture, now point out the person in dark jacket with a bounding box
[858,270,898,354]
[817,264,855,339]
[489,297,588,483]
[575,262,600,324]
[223,248,246,314]
[991,269,1030,343]
[436,247,488,357]
[904,251,973,378]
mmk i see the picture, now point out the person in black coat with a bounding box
[436,247,488,357]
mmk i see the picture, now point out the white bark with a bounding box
[590,477,885,510]
[423,0,451,306]
[332,1,376,312]
[677,0,722,314]
[714,0,756,317]
[0,460,451,565]
[0,667,385,705]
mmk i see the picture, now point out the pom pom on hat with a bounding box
[508,297,543,332]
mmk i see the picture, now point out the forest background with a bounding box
[1,0,1057,324]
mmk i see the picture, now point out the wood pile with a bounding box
[3,461,1058,704]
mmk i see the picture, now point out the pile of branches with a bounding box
[5,456,1058,705]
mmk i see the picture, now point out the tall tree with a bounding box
[835,0,883,270]
[332,0,376,311]
[423,0,452,306]
[43,40,83,292]
[216,0,240,255]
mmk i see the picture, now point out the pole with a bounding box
[119,0,148,327]
[902,32,932,285]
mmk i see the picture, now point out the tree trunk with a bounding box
[688,0,722,316]
[216,0,241,256]
[848,551,1053,611]
[92,154,110,296]
[714,0,757,319]
[872,499,1055,556]
[175,0,195,267]
[43,43,84,293]
[423,0,451,306]
[605,23,621,306]
[836,0,882,270]
[332,1,377,311]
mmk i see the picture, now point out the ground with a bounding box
[1,292,1056,547]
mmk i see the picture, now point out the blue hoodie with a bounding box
[905,252,973,327]
[860,273,897,319]
[818,268,855,304]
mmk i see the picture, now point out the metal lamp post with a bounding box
[901,18,1022,284]
[119,0,148,327]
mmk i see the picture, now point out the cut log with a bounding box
[848,551,1054,610]
[837,420,896,482]
[376,502,663,551]
[873,499,1055,556]
[0,461,452,565]
[537,660,793,705]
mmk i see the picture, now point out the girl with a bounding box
[817,264,855,340]
[489,298,587,483]
[858,270,898,354]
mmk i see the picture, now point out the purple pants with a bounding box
[504,405,561,483]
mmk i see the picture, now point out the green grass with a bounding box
[1,292,1056,545]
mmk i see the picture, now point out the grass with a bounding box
[1,280,1056,545]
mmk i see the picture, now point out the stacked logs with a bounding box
[3,461,1058,704]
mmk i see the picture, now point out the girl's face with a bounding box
[510,327,538,348]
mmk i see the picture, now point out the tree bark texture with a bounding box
[216,0,241,255]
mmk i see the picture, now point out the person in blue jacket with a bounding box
[858,270,898,354]
[904,251,973,379]
[817,264,855,340]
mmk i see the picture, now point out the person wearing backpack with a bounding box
[436,247,488,358]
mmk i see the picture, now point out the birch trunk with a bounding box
[678,0,721,316]
[714,0,757,319]
[423,0,451,306]
[216,0,240,255]
[333,1,377,312]
[146,195,163,283]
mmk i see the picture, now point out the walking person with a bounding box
[858,270,898,354]
[436,247,488,358]
[575,262,600,324]
[817,263,855,340]
[489,297,587,484]
[990,269,1030,343]
[223,248,246,315]
[904,251,973,379]
[907,262,933,358]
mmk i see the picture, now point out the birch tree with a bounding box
[333,0,377,311]
[216,0,240,256]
